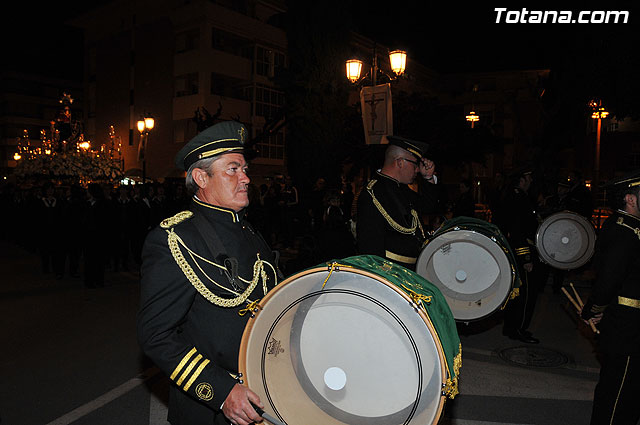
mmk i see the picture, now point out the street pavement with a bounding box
[0,238,604,425]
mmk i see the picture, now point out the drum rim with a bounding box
[239,265,448,424]
[417,228,514,321]
[535,210,596,270]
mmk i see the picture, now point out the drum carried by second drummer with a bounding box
[239,255,461,425]
[416,216,521,322]
[535,210,596,271]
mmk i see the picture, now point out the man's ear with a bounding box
[191,168,209,189]
[625,193,638,208]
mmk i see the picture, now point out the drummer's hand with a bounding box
[523,262,533,272]
[222,384,264,425]
[585,312,603,325]
[420,158,435,180]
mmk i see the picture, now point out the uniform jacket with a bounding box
[356,171,438,270]
[583,210,640,356]
[499,187,539,266]
[137,198,277,425]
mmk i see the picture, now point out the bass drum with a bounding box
[416,217,519,322]
[536,210,596,270]
[239,255,461,425]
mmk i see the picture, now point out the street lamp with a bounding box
[589,99,608,190]
[388,50,407,76]
[345,47,407,85]
[466,111,480,128]
[137,114,155,184]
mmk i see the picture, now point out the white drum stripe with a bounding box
[45,367,161,425]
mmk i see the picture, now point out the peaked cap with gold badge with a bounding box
[386,135,429,161]
[602,168,640,191]
[175,121,247,171]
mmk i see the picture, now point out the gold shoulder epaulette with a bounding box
[367,179,377,190]
[161,211,194,229]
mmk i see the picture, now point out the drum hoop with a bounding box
[239,265,448,424]
[535,210,596,270]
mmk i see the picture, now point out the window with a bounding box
[175,29,200,53]
[210,73,249,100]
[255,130,285,160]
[173,118,199,144]
[212,28,252,59]
[174,73,199,97]
[256,46,285,77]
[252,85,284,119]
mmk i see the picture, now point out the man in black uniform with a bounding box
[581,170,640,425]
[137,121,279,425]
[356,136,439,270]
[499,168,542,343]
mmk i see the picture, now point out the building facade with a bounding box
[71,0,288,184]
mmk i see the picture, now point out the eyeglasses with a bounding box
[397,157,419,166]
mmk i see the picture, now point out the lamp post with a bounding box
[137,115,155,184]
[466,84,480,128]
[346,46,407,146]
[589,99,608,190]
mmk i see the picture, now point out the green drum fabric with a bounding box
[427,216,522,290]
[318,254,462,397]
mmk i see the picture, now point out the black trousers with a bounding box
[502,262,544,335]
[590,353,640,425]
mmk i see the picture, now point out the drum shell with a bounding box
[535,211,596,270]
[239,256,460,425]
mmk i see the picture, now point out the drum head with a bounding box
[536,211,596,270]
[239,267,447,425]
[416,229,513,321]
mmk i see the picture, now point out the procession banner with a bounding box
[360,83,393,144]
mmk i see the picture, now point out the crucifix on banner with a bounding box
[360,83,393,145]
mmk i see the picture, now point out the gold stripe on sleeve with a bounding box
[385,250,417,265]
[184,359,211,392]
[170,348,197,381]
[618,296,640,309]
[177,354,203,386]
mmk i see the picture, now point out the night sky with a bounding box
[351,0,639,73]
[3,1,639,80]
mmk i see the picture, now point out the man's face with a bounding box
[397,156,420,184]
[196,153,250,212]
[519,174,533,192]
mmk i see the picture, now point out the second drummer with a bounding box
[355,136,440,270]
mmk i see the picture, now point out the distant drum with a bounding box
[416,217,519,322]
[535,211,596,270]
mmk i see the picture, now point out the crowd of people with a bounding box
[0,181,190,287]
[0,162,596,289]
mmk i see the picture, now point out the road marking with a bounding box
[45,367,161,425]
[149,376,170,425]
